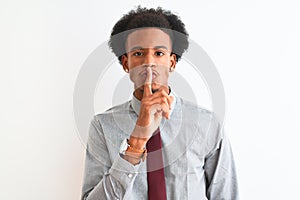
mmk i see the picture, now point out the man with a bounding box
[81,6,238,200]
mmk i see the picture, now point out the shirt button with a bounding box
[128,174,133,178]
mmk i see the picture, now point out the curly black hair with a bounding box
[108,6,189,64]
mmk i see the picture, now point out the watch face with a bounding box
[119,139,128,154]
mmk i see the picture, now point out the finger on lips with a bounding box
[142,67,173,119]
[143,67,152,97]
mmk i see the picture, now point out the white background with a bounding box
[1,0,300,199]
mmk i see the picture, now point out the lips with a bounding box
[140,70,158,80]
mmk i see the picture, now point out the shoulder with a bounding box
[93,100,133,122]
[176,96,222,137]
[177,96,217,121]
[171,96,224,155]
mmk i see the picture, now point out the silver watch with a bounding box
[119,138,129,156]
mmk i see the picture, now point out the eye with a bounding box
[133,51,143,56]
[155,51,165,56]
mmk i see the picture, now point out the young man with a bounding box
[81,7,239,200]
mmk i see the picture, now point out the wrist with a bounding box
[122,154,142,165]
[119,138,147,165]
[125,145,147,162]
[128,135,148,149]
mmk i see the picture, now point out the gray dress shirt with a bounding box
[81,91,239,200]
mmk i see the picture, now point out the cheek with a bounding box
[162,71,170,81]
[127,57,141,69]
[153,67,170,86]
[129,70,145,88]
[129,69,138,81]
[161,65,170,77]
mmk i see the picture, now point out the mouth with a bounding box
[140,70,158,80]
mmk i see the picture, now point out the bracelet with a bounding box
[126,148,147,162]
[126,140,147,162]
[128,136,148,150]
[127,145,146,153]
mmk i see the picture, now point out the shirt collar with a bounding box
[131,87,177,117]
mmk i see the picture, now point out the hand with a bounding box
[130,67,174,145]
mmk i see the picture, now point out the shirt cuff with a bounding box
[108,154,141,189]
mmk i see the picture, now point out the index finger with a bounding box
[143,67,152,97]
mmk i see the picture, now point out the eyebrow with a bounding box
[129,45,169,52]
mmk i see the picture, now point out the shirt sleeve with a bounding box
[204,128,239,200]
[81,116,141,200]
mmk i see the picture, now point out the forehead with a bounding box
[126,28,172,51]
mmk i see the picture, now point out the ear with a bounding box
[121,54,129,73]
[169,53,177,72]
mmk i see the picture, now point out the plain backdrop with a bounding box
[1,0,300,199]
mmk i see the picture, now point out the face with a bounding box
[121,28,176,100]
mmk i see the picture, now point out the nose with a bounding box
[143,52,156,67]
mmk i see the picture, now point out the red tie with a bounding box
[146,128,167,200]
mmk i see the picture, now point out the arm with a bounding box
[82,67,174,199]
[81,117,140,200]
[124,66,174,165]
[204,133,239,200]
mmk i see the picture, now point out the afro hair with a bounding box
[108,6,189,64]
